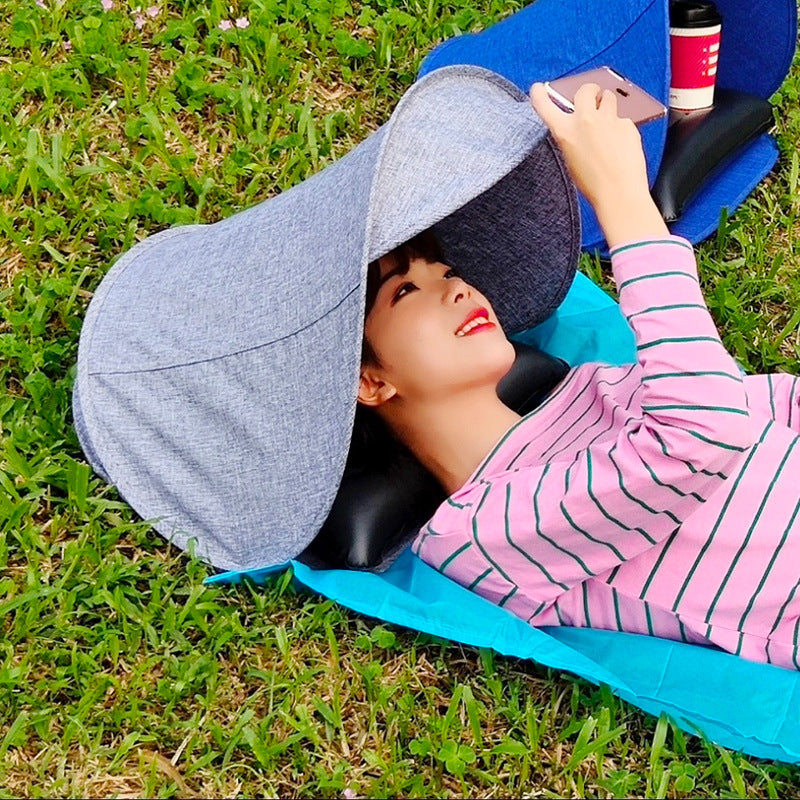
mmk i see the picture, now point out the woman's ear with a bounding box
[358,366,397,407]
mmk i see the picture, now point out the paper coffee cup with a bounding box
[669,1,722,111]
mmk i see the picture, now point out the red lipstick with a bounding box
[455,307,495,337]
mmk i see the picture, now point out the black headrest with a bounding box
[299,342,569,571]
[651,88,773,222]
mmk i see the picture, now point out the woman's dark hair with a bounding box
[361,229,443,367]
[352,229,443,464]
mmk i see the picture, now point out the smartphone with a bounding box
[544,66,668,126]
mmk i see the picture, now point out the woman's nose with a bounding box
[444,279,469,304]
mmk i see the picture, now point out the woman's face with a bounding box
[360,254,516,406]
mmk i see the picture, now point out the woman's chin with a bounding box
[493,337,517,378]
[468,338,517,385]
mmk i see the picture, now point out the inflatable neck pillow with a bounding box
[300,342,570,571]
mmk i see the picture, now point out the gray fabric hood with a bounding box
[73,65,580,571]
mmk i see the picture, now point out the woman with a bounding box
[357,81,800,671]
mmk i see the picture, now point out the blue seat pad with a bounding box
[418,0,795,249]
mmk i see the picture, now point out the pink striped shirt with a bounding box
[412,236,800,670]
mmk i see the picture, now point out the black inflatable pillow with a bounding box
[299,342,570,571]
[651,88,774,222]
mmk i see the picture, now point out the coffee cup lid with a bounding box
[669,0,722,28]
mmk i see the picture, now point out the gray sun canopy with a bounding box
[73,66,580,571]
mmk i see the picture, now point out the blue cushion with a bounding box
[418,0,796,250]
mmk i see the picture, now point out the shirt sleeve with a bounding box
[413,236,758,608]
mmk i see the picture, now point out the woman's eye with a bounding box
[393,281,417,302]
[444,268,459,279]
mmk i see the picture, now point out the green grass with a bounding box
[2,0,800,796]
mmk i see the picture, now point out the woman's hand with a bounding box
[530,81,669,248]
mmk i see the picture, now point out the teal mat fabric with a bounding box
[209,271,800,763]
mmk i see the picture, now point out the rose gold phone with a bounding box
[544,66,668,126]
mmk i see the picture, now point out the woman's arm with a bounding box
[530,79,755,469]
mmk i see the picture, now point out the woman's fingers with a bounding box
[529,82,565,131]
[528,77,648,212]
[597,88,619,117]
[572,81,602,112]
[530,81,619,131]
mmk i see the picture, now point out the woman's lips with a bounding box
[455,307,494,336]
[458,320,496,336]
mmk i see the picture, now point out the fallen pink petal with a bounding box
[101,0,114,10]
[35,0,46,7]
[235,16,250,29]
[146,4,159,17]
[342,790,357,800]
[218,19,233,30]
[63,38,72,50]
[134,12,145,28]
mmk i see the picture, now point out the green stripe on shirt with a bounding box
[414,522,440,552]
[671,423,769,613]
[768,373,777,420]
[627,303,707,320]
[439,541,472,573]
[793,618,800,671]
[503,482,569,590]
[528,600,547,622]
[704,436,798,623]
[539,365,610,460]
[638,336,721,352]
[560,500,627,560]
[543,366,637,462]
[611,238,694,256]
[582,583,591,627]
[445,496,470,511]
[498,586,518,608]
[470,484,517,585]
[639,529,679,600]
[650,427,728,479]
[642,404,749,416]
[642,370,742,384]
[532,464,595,577]
[505,441,532,470]
[470,367,583,482]
[735,484,800,632]
[585,449,658,544]
[544,398,606,462]
[644,602,655,636]
[623,428,706,503]
[561,456,628,560]
[612,589,624,631]
[683,428,747,452]
[619,270,698,291]
[607,439,682,526]
[468,567,492,591]
[769,576,800,652]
